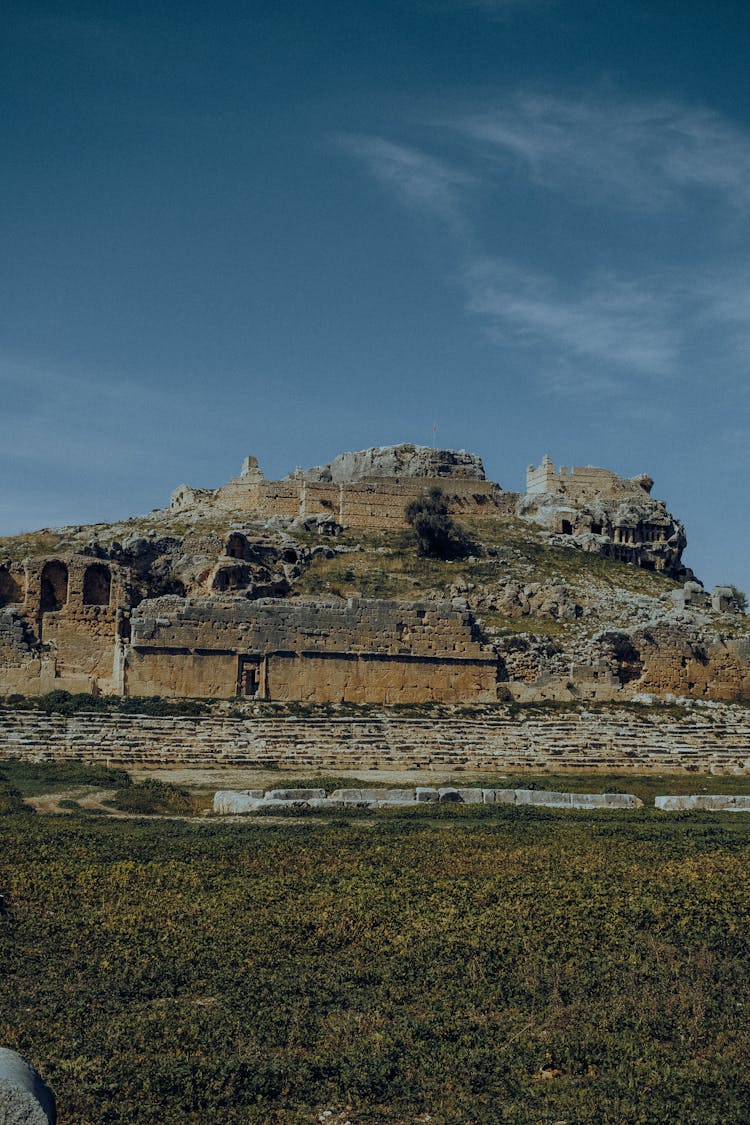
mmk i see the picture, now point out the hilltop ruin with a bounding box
[0,444,747,703]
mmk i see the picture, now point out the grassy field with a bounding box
[3,778,750,1123]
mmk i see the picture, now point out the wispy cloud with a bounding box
[452,94,750,211]
[339,134,475,228]
[340,94,750,397]
[463,259,679,383]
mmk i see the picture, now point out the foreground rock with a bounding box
[0,1049,56,1124]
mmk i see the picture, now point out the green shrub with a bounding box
[108,779,200,816]
[0,781,32,816]
[405,487,474,559]
[0,761,132,796]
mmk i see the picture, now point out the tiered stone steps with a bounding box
[1,709,750,773]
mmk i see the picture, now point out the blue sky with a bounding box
[2,0,749,592]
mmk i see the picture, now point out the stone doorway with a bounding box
[237,656,267,699]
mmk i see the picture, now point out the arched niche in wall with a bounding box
[83,563,111,606]
[0,566,23,608]
[40,561,69,613]
[225,532,249,560]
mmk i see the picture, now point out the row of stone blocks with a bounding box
[2,710,750,772]
[213,786,644,813]
[214,788,750,814]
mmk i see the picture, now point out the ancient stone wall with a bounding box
[632,626,750,701]
[0,556,125,695]
[127,597,498,703]
[199,473,504,529]
[526,455,652,501]
[2,708,749,772]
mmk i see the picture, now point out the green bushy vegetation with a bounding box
[3,811,750,1121]
[294,514,679,614]
[0,781,32,816]
[107,779,207,817]
[404,487,475,560]
[0,760,131,797]
[0,692,211,718]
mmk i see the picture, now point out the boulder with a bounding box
[0,1049,56,1124]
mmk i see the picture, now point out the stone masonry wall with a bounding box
[126,597,498,702]
[199,473,505,529]
[2,709,750,772]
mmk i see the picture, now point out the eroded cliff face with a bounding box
[0,445,747,704]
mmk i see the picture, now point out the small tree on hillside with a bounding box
[405,487,473,559]
[730,586,748,613]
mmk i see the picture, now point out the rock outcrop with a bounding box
[297,444,487,483]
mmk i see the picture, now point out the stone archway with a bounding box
[40,561,69,612]
[83,563,111,606]
[0,567,22,608]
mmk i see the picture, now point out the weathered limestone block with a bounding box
[330,788,377,802]
[512,789,642,809]
[415,787,439,802]
[456,788,484,803]
[492,789,518,804]
[213,791,264,814]
[656,794,750,812]
[264,788,327,801]
[0,1048,56,1124]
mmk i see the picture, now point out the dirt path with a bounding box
[25,788,127,817]
[23,788,346,826]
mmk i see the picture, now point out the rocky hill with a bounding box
[0,445,747,704]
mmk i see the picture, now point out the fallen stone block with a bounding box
[258,799,312,811]
[492,789,517,804]
[0,1048,56,1124]
[330,788,383,803]
[520,789,573,807]
[514,789,642,810]
[415,787,439,802]
[438,787,461,802]
[264,788,327,801]
[600,793,643,808]
[457,788,484,803]
[656,794,750,812]
[213,791,264,814]
[384,789,415,802]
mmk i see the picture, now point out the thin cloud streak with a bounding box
[463,259,679,381]
[339,134,475,230]
[453,94,750,211]
[341,94,750,398]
